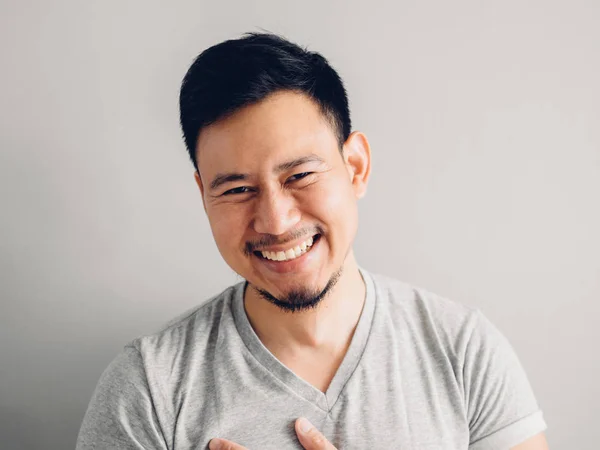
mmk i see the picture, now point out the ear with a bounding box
[194,171,208,211]
[342,131,371,199]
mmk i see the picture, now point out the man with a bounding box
[76,33,548,449]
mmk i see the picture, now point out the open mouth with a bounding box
[253,234,321,262]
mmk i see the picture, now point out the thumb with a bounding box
[295,418,336,450]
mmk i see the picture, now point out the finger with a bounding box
[208,437,249,450]
[295,418,337,450]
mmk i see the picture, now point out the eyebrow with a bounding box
[209,173,249,191]
[209,155,325,191]
[274,155,325,173]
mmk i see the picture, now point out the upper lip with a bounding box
[252,234,317,253]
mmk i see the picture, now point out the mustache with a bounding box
[245,225,324,255]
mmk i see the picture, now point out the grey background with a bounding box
[1,1,598,449]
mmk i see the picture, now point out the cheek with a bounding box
[308,177,358,234]
[206,205,249,252]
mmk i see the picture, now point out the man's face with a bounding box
[195,91,369,308]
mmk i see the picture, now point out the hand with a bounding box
[208,417,337,450]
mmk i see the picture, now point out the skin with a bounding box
[195,91,370,391]
[194,90,548,449]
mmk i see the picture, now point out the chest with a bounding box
[169,361,469,450]
[281,351,345,393]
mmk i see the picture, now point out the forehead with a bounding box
[195,91,338,175]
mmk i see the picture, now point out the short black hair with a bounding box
[179,32,351,168]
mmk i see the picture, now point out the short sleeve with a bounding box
[76,344,170,450]
[464,312,547,449]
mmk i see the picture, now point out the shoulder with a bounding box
[130,282,242,367]
[367,270,545,446]
[367,270,517,373]
[78,283,243,443]
[89,282,242,391]
[369,270,480,340]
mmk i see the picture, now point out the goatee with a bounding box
[254,268,342,313]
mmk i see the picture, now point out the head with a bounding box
[179,33,371,312]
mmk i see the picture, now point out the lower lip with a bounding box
[254,236,320,274]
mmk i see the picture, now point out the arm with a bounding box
[464,312,547,450]
[512,432,549,450]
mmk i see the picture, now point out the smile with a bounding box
[255,235,319,262]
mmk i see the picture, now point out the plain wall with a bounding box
[1,1,598,448]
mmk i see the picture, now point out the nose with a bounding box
[252,187,301,236]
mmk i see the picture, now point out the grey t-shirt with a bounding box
[76,270,546,449]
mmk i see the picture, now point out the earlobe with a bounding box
[343,131,372,199]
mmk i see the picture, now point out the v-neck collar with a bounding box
[231,268,376,412]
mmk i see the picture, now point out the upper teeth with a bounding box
[260,236,314,261]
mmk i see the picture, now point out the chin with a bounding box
[252,266,343,313]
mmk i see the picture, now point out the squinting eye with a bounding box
[288,172,312,182]
[222,186,252,196]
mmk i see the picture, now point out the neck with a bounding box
[243,253,366,356]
